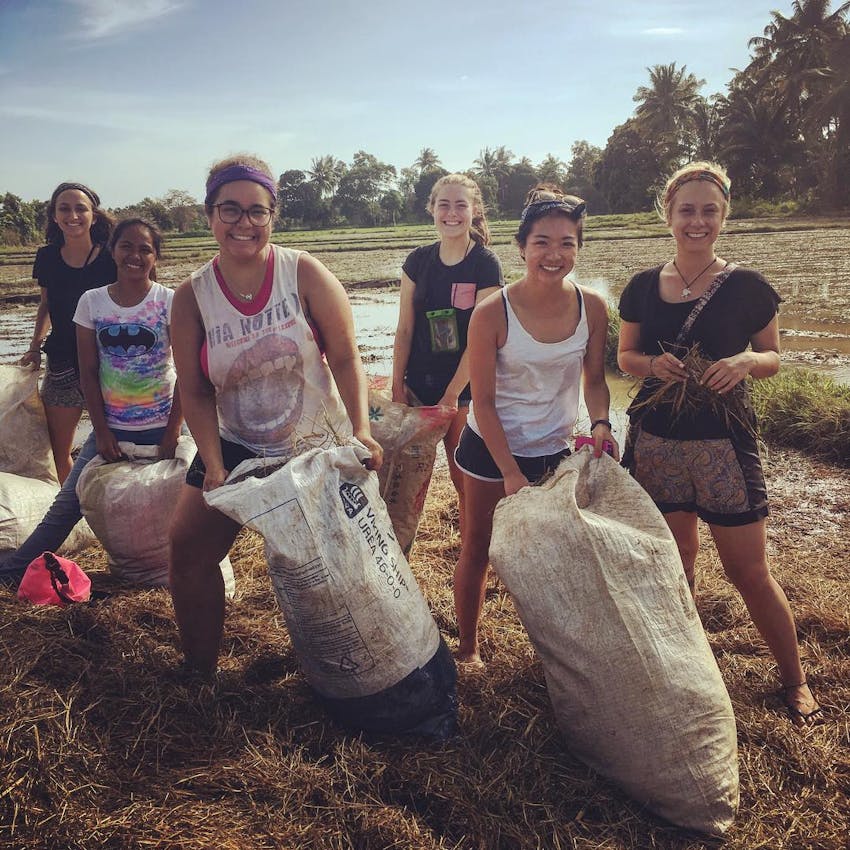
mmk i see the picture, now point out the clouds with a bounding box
[65,0,187,40]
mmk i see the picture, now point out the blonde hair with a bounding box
[659,161,731,224]
[427,173,490,246]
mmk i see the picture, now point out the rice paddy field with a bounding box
[1,215,849,849]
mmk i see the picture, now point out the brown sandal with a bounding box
[780,681,823,725]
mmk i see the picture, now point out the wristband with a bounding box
[590,419,612,432]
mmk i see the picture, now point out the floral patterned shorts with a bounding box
[631,428,768,527]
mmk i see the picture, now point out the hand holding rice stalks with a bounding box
[631,343,756,435]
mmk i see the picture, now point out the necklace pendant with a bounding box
[237,291,254,302]
[681,287,691,299]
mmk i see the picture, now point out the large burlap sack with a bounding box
[367,388,454,553]
[205,444,457,737]
[489,449,739,836]
[76,438,235,596]
[0,472,95,556]
[0,364,58,484]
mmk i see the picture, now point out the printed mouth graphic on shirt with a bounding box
[219,333,305,446]
[98,323,157,357]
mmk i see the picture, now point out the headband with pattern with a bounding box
[519,198,586,225]
[667,170,730,201]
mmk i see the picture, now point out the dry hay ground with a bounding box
[1,449,848,850]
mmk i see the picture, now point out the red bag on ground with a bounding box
[17,551,91,607]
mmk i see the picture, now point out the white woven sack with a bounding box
[367,389,454,553]
[0,472,95,555]
[76,438,235,596]
[205,443,441,699]
[0,364,58,484]
[489,449,739,836]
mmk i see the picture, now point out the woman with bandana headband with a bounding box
[617,161,821,725]
[167,154,382,678]
[20,182,116,483]
[451,184,618,666]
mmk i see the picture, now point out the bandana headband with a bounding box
[205,165,277,205]
[519,198,586,225]
[667,170,730,201]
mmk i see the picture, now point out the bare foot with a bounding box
[455,650,485,669]
[781,682,823,727]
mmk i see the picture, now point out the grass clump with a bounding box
[753,368,850,465]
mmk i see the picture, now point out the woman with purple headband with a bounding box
[20,182,116,483]
[451,184,618,665]
[167,154,382,677]
[617,161,821,725]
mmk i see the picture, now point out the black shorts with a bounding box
[453,426,570,484]
[405,373,471,407]
[185,437,263,489]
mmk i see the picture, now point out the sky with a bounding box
[0,0,799,208]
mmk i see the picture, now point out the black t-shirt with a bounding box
[402,241,503,404]
[33,243,118,365]
[618,265,781,439]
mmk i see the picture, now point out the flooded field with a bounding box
[2,225,849,385]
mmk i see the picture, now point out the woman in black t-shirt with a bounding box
[392,173,503,534]
[20,182,116,483]
[617,161,820,726]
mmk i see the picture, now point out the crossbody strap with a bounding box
[674,263,737,346]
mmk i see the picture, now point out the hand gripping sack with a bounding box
[76,438,235,596]
[367,387,454,554]
[489,450,739,836]
[205,444,457,738]
[0,364,58,483]
[0,472,96,556]
[18,551,91,607]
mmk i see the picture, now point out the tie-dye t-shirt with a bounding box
[73,282,176,430]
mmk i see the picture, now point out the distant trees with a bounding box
[2,2,848,246]
[0,193,43,245]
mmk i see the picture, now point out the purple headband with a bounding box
[205,164,277,205]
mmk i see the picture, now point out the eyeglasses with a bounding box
[213,202,274,226]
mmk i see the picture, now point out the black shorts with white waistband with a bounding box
[185,437,263,489]
[453,425,570,484]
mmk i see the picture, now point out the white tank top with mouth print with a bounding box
[191,244,350,457]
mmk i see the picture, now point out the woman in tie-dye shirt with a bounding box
[0,219,182,587]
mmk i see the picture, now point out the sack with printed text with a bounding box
[489,449,739,836]
[205,443,457,738]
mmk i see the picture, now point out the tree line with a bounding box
[2,0,847,246]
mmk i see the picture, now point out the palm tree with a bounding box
[633,63,706,168]
[308,155,345,198]
[537,154,567,187]
[413,147,442,174]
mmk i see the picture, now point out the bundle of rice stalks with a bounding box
[629,343,755,434]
